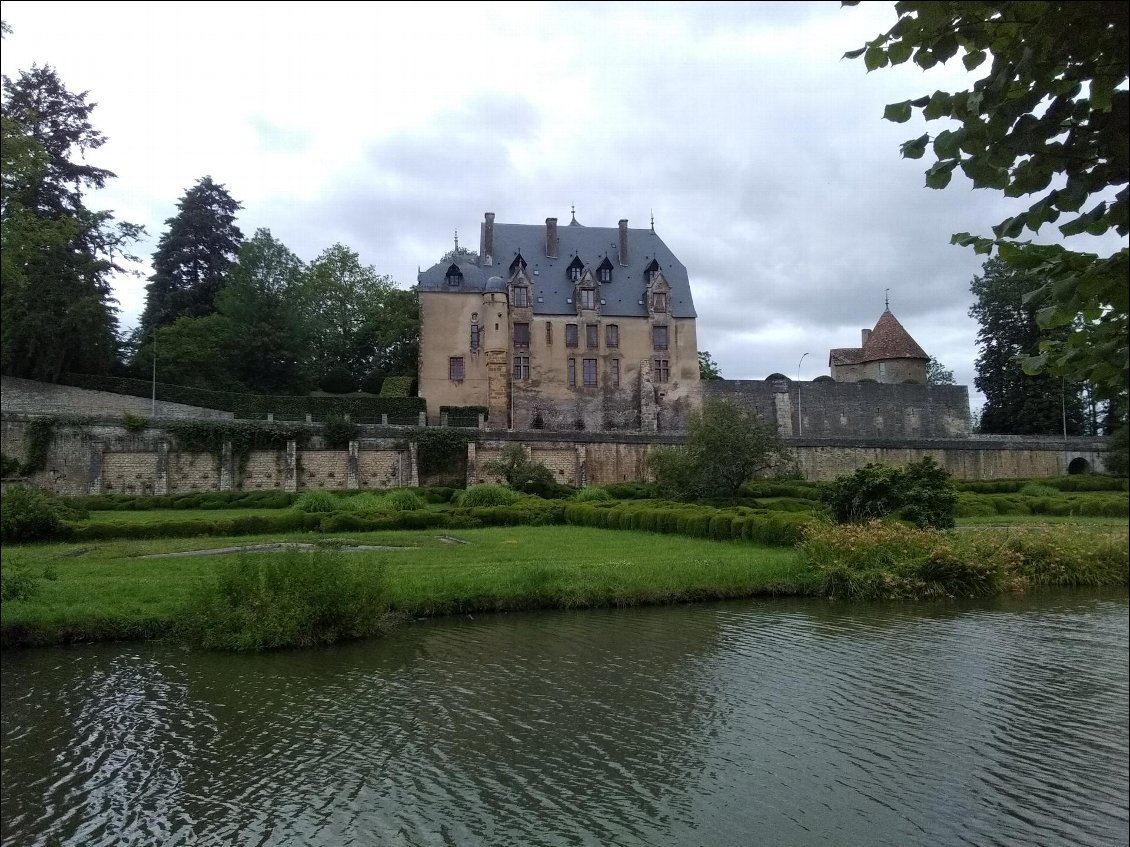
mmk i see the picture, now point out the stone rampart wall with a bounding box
[1,414,1110,495]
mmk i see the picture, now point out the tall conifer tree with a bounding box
[1,58,141,380]
[141,176,243,330]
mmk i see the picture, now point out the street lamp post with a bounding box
[151,327,157,417]
[797,352,809,436]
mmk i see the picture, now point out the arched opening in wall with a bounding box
[1067,457,1091,475]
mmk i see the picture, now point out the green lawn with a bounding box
[1,526,807,646]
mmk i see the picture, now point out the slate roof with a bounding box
[829,310,929,365]
[417,220,696,319]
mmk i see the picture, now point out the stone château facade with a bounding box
[416,212,701,431]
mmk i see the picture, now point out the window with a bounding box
[568,358,576,387]
[445,263,463,287]
[565,323,578,348]
[513,356,530,380]
[586,323,598,348]
[652,325,668,350]
[570,267,582,282]
[546,322,553,344]
[611,358,620,388]
[512,286,529,308]
[567,256,585,282]
[513,322,530,348]
[469,322,480,352]
[605,324,619,348]
[598,257,614,282]
[652,292,668,312]
[653,358,670,382]
[579,288,595,309]
[583,358,597,387]
[449,357,465,381]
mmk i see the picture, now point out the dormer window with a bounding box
[509,253,527,276]
[567,256,585,282]
[445,263,463,287]
[597,257,614,283]
[644,258,661,282]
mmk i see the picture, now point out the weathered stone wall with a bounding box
[243,451,285,490]
[707,379,971,439]
[2,414,1111,494]
[1,375,232,419]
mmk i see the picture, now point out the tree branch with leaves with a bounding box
[844,1,1128,399]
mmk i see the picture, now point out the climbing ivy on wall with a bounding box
[20,415,94,474]
[414,427,478,477]
[163,419,313,471]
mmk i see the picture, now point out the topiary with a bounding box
[319,365,358,394]
[359,368,387,395]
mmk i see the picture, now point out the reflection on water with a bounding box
[2,590,1127,847]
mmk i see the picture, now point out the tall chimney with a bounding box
[481,212,495,266]
[618,219,629,266]
[545,217,558,258]
[862,328,872,346]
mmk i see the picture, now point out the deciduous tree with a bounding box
[925,356,955,385]
[844,1,1128,398]
[698,350,722,380]
[650,397,793,500]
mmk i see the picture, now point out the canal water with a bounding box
[2,590,1127,847]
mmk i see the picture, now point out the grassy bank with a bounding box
[0,527,807,647]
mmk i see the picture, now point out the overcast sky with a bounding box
[3,1,1124,409]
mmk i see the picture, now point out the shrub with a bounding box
[822,458,956,530]
[121,412,149,433]
[382,489,427,511]
[185,551,389,651]
[1,453,21,477]
[1,561,58,602]
[574,487,613,502]
[482,445,564,497]
[601,482,658,499]
[420,486,458,504]
[458,484,523,508]
[799,522,1001,600]
[1019,483,1059,497]
[294,490,342,513]
[1,488,72,543]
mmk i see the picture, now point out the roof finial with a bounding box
[454,228,459,252]
[570,203,576,223]
[650,209,655,234]
[885,288,890,311]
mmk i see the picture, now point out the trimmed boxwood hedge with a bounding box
[58,373,424,419]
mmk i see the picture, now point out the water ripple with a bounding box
[2,591,1127,847]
